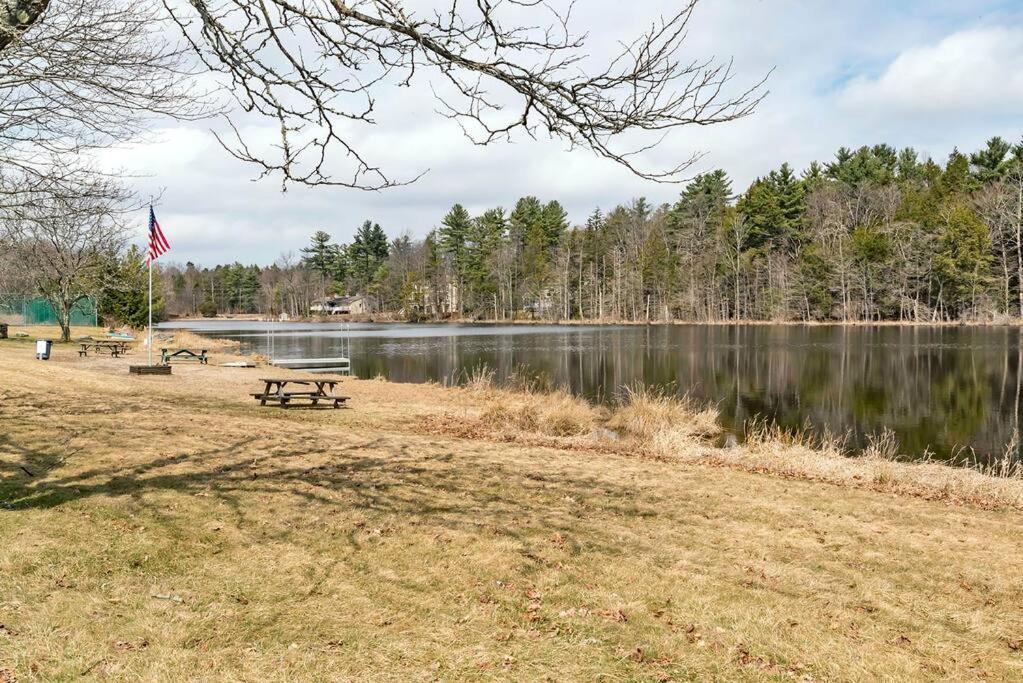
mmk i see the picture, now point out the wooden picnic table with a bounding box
[161,348,208,365]
[252,377,349,409]
[79,340,130,357]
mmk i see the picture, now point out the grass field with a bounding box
[1,335,1022,680]
[2,325,108,341]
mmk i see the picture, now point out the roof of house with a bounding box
[312,295,371,306]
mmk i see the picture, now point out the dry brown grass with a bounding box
[158,329,241,352]
[3,325,106,341]
[720,421,1023,509]
[437,373,1023,511]
[479,390,597,438]
[606,386,720,451]
[2,345,1023,680]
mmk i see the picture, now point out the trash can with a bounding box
[0,323,7,339]
[35,339,52,360]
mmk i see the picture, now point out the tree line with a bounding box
[2,0,754,340]
[160,136,1023,323]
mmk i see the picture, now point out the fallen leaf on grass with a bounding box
[114,639,148,653]
[596,609,628,623]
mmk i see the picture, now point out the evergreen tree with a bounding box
[349,220,389,291]
[439,204,472,312]
[896,147,922,183]
[439,204,471,272]
[769,162,807,252]
[465,208,506,310]
[510,196,544,310]
[737,177,783,250]
[970,136,1012,182]
[301,231,335,277]
[794,243,835,319]
[101,245,163,327]
[850,225,892,319]
[935,205,992,317]
[941,148,978,197]
[540,200,569,251]
[423,229,443,313]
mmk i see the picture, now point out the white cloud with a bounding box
[839,27,1023,115]
[97,2,1023,266]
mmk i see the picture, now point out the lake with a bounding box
[158,320,1022,463]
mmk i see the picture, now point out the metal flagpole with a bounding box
[148,207,153,365]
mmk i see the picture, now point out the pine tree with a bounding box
[301,231,335,277]
[423,230,443,314]
[737,177,783,250]
[941,148,978,197]
[896,147,922,184]
[970,136,1012,183]
[509,197,543,312]
[465,208,506,311]
[935,204,992,317]
[850,225,892,319]
[439,204,472,312]
[439,204,471,269]
[101,245,163,327]
[769,162,807,252]
[349,220,389,292]
[540,200,568,251]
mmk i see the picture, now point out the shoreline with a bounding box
[4,332,1018,509]
[24,323,1019,470]
[163,314,1023,328]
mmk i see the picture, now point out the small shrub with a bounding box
[462,364,496,393]
[480,390,595,438]
[607,386,720,442]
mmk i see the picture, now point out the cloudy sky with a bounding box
[105,0,1023,266]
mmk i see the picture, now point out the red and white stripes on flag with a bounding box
[147,206,170,264]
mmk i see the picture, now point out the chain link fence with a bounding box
[0,294,98,326]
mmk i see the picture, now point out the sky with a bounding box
[102,0,1023,266]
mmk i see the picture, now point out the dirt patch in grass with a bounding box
[1,345,1023,679]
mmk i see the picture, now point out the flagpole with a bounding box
[148,207,153,365]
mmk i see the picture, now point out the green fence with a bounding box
[0,295,97,326]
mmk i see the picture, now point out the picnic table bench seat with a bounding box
[249,392,350,408]
[161,348,209,364]
[79,341,129,357]
[251,377,349,409]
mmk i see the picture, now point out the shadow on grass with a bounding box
[0,429,646,552]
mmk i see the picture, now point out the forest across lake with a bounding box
[161,320,1022,464]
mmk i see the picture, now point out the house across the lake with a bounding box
[310,295,373,315]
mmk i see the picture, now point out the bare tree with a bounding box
[5,174,136,341]
[1004,167,1023,317]
[724,212,749,321]
[163,0,766,189]
[0,0,207,187]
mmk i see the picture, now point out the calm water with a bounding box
[159,320,1023,462]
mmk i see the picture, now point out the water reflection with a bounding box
[160,321,1022,462]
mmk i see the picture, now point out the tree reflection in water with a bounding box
[168,321,1022,464]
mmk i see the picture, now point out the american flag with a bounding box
[146,206,170,264]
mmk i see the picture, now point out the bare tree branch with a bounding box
[165,0,767,189]
[0,0,212,190]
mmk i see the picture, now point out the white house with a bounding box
[310,295,374,315]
